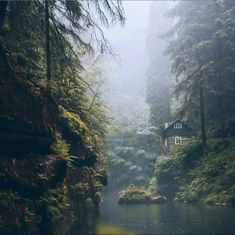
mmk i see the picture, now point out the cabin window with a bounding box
[174,122,182,129]
[175,136,181,145]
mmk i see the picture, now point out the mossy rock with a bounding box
[58,107,97,167]
[118,186,166,204]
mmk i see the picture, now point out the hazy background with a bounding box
[103,1,153,127]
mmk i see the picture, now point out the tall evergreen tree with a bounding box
[167,0,235,146]
[146,1,173,127]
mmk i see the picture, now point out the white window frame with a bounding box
[174,122,182,129]
[164,138,168,147]
[175,136,182,145]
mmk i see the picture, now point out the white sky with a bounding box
[102,1,153,126]
[104,1,153,98]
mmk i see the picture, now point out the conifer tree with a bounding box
[167,1,235,146]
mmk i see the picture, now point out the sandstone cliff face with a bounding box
[0,63,66,234]
[0,46,107,234]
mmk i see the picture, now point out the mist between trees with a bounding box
[105,1,235,206]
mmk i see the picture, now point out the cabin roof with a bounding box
[162,119,195,138]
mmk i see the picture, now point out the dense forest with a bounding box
[108,0,235,206]
[1,1,235,235]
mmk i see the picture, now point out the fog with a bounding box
[101,1,174,129]
[103,1,153,127]
[105,1,173,192]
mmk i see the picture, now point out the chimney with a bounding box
[164,122,169,129]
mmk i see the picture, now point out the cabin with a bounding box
[161,120,195,153]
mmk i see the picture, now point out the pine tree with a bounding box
[146,1,173,127]
[167,1,235,147]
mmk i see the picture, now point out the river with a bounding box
[55,188,235,235]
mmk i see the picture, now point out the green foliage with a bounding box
[148,177,157,193]
[51,132,70,159]
[154,139,203,199]
[176,140,235,205]
[67,164,106,210]
[109,136,157,187]
[155,155,184,199]
[1,0,125,81]
[58,107,95,155]
[108,124,159,189]
[59,107,87,138]
[70,182,90,199]
[23,207,35,225]
[38,186,70,222]
[154,138,235,205]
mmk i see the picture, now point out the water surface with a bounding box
[98,189,235,235]
[55,189,235,235]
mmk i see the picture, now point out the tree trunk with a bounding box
[45,0,51,90]
[0,1,8,31]
[199,84,206,148]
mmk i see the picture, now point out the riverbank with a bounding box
[155,138,235,205]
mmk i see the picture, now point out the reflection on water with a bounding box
[55,189,235,235]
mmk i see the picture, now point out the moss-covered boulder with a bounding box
[58,107,97,167]
[118,186,166,204]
